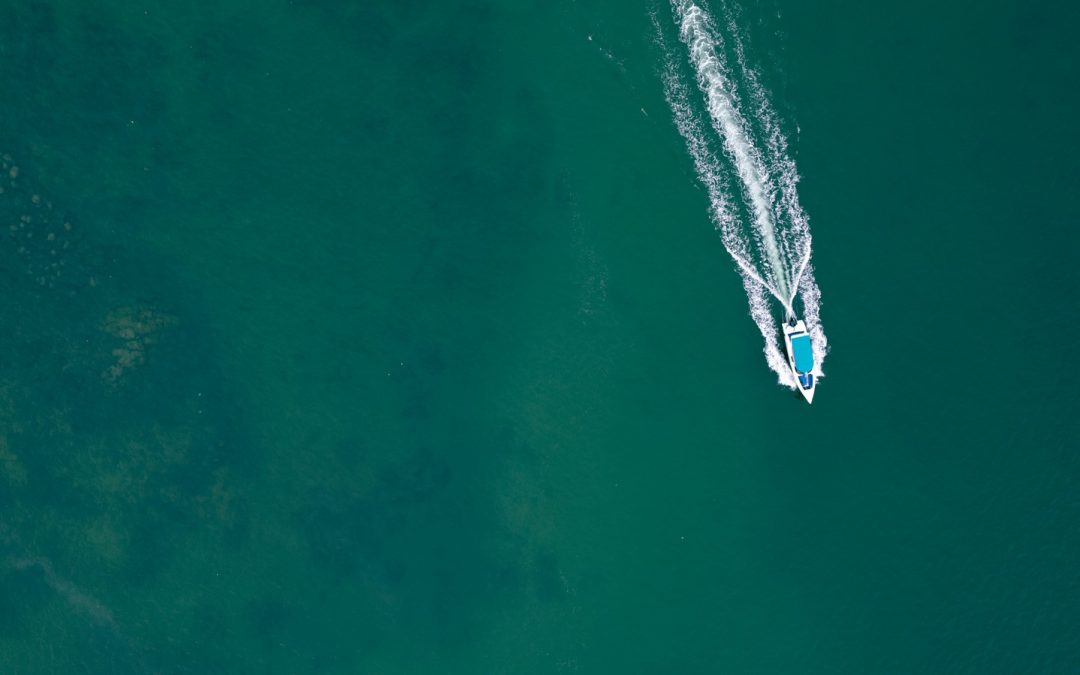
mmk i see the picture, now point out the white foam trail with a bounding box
[720,6,806,295]
[660,22,793,386]
[719,2,828,369]
[662,0,827,386]
[674,1,790,302]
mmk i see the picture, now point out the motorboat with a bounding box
[782,314,816,404]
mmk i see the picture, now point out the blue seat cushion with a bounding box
[791,335,814,374]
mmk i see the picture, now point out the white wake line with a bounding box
[787,246,812,309]
[719,1,808,271]
[676,2,790,301]
[713,0,819,325]
[732,243,810,319]
[661,58,796,387]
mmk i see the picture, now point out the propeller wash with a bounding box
[659,0,827,388]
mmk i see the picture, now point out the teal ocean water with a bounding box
[1,1,1078,672]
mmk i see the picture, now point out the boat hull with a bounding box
[782,318,817,404]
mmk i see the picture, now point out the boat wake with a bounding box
[657,0,827,387]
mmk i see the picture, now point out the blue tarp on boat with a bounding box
[791,335,814,373]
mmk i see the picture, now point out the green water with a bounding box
[1,0,1078,672]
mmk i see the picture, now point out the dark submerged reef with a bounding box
[0,1,568,670]
[0,154,255,672]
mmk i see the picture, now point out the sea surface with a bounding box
[1,1,1078,672]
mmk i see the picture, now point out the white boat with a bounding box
[782,315,817,404]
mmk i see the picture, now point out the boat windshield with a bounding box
[791,335,814,373]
